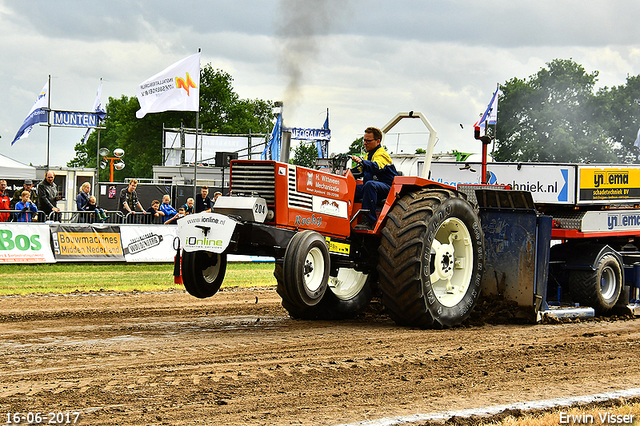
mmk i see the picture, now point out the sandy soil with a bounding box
[1,287,639,426]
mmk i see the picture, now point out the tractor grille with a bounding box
[288,165,313,211]
[229,162,276,204]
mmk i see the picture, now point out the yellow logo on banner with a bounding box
[580,167,640,189]
[57,232,123,256]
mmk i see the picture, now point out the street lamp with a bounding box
[99,148,125,182]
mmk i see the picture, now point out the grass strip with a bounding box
[0,262,276,296]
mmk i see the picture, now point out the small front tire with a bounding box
[182,250,227,299]
[279,230,330,309]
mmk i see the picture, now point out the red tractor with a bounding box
[178,112,485,328]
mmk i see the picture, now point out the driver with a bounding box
[351,127,398,230]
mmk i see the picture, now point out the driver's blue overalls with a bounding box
[354,145,397,225]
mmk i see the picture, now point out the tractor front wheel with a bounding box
[181,251,227,298]
[278,230,330,311]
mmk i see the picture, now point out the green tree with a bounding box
[348,137,364,155]
[597,75,640,162]
[291,142,318,168]
[495,59,617,163]
[69,65,275,180]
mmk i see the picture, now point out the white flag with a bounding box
[82,80,107,143]
[136,53,201,119]
[11,81,49,145]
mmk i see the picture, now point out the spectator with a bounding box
[11,179,37,210]
[76,182,91,210]
[85,196,108,222]
[0,179,10,222]
[165,207,186,224]
[213,191,222,203]
[181,198,195,215]
[146,199,163,223]
[76,182,91,222]
[37,171,60,221]
[118,179,144,216]
[15,190,38,222]
[196,185,213,213]
[159,195,177,223]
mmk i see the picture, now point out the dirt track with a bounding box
[1,288,640,426]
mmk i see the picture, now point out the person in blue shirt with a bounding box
[181,198,195,215]
[159,195,177,223]
[15,191,38,222]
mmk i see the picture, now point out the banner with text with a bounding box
[0,223,55,263]
[120,226,178,262]
[50,225,124,261]
[51,111,101,128]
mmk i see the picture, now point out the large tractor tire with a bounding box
[277,230,330,311]
[378,188,484,328]
[569,251,622,314]
[276,230,374,320]
[182,251,227,299]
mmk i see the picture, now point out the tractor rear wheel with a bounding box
[378,188,484,328]
[181,251,227,299]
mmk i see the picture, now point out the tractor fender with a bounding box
[378,176,459,220]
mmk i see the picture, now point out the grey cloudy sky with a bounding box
[2,0,640,169]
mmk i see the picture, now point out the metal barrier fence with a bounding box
[0,210,177,224]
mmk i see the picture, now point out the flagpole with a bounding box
[46,74,51,169]
[193,48,201,199]
[95,77,103,194]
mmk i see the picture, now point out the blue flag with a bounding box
[474,85,499,130]
[11,81,49,145]
[262,113,282,161]
[316,109,330,158]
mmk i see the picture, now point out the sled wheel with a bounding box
[318,268,375,319]
[279,230,330,309]
[182,250,227,299]
[378,188,484,328]
[569,252,622,314]
[276,265,374,320]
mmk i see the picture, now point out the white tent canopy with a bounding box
[0,152,36,180]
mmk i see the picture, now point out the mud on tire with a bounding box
[377,188,484,328]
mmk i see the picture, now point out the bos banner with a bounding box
[50,225,125,262]
[0,224,55,263]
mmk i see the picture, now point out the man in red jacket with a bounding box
[0,180,11,222]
